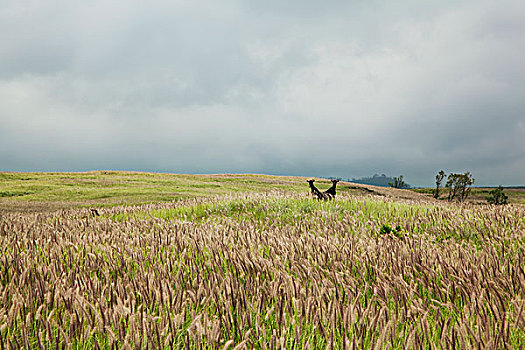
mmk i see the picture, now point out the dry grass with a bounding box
[1,191,524,349]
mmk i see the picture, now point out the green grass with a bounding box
[0,171,336,212]
[108,193,522,249]
[4,171,522,212]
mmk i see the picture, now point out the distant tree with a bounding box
[388,175,406,189]
[434,170,446,199]
[446,174,459,201]
[458,172,475,202]
[446,172,474,202]
[487,185,508,205]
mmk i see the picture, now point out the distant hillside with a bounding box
[350,174,412,189]
[0,171,428,213]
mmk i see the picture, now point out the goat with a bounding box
[323,179,340,200]
[307,179,328,200]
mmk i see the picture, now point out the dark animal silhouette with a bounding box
[307,179,328,200]
[90,209,100,217]
[323,179,340,200]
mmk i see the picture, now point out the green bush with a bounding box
[379,224,403,238]
[487,185,508,205]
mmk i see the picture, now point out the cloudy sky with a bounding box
[1,0,524,186]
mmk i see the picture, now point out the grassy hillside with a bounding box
[0,171,432,213]
[0,171,316,212]
[1,191,524,348]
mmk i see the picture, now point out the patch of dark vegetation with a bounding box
[347,185,382,195]
[486,185,508,205]
[0,190,34,198]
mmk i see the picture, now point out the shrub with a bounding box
[379,224,403,238]
[487,185,508,205]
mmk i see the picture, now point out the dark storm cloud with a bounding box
[1,0,524,185]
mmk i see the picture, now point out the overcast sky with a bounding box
[1,0,524,186]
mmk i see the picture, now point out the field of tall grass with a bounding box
[1,190,524,348]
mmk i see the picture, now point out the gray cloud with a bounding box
[1,0,524,186]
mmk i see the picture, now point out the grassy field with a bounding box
[1,172,523,213]
[412,186,525,204]
[0,172,524,348]
[0,171,353,213]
